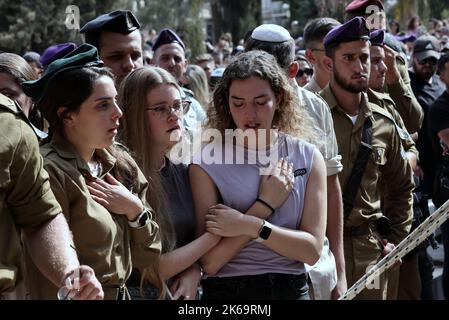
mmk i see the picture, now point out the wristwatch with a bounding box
[255,220,273,242]
[128,210,149,228]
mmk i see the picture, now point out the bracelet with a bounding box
[256,198,275,214]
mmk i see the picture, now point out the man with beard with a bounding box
[410,36,446,200]
[320,17,414,300]
[345,0,424,134]
[80,10,143,86]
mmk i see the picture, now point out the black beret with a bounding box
[80,10,140,34]
[152,28,186,52]
[370,29,384,47]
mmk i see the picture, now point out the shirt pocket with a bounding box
[370,146,387,166]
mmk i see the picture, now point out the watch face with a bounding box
[259,224,272,240]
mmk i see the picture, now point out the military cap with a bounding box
[345,0,384,13]
[80,10,140,34]
[370,29,384,47]
[395,34,417,44]
[413,35,441,62]
[22,44,103,102]
[40,43,77,68]
[251,24,292,43]
[152,28,186,52]
[324,17,370,47]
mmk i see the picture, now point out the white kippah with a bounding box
[251,24,291,43]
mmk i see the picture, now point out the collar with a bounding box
[321,85,374,127]
[48,134,117,179]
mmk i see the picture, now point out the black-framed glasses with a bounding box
[297,68,314,78]
[145,100,191,119]
[418,57,438,66]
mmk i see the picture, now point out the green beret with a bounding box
[22,44,103,102]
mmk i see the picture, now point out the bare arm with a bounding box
[326,174,347,298]
[190,160,293,275]
[157,232,220,280]
[189,164,255,275]
[23,214,78,287]
[206,149,327,265]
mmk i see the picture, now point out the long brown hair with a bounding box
[119,66,181,299]
[206,50,315,141]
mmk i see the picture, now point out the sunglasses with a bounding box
[297,68,313,78]
[418,57,438,66]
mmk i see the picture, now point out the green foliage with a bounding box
[0,0,120,54]
[184,0,205,59]
[210,0,261,45]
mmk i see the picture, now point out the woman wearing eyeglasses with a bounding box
[118,66,222,300]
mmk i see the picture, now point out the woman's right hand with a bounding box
[258,158,294,210]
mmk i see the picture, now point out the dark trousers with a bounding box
[202,273,310,300]
[418,248,435,300]
[442,220,449,300]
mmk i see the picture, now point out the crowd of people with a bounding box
[1,0,449,300]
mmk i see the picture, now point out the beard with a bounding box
[334,69,369,93]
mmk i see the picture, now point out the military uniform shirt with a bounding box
[26,135,161,300]
[384,56,424,133]
[0,94,61,294]
[320,86,414,245]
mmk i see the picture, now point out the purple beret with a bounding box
[346,0,384,13]
[370,29,385,47]
[395,34,417,44]
[324,17,370,48]
[40,43,77,68]
[152,28,186,52]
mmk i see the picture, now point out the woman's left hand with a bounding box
[206,204,259,238]
[87,173,143,221]
[170,265,202,300]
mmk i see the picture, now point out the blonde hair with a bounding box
[119,66,181,299]
[206,50,315,141]
[184,65,210,110]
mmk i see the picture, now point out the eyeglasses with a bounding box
[310,48,325,52]
[145,100,191,119]
[296,68,314,78]
[418,57,438,66]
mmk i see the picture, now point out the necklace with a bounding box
[88,160,102,177]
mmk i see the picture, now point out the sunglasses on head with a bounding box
[297,68,313,78]
[418,57,438,66]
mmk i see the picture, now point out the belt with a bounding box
[344,221,377,237]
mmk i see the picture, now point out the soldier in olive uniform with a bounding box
[345,0,424,134]
[319,17,414,300]
[367,29,422,300]
[0,93,103,300]
[21,44,161,300]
